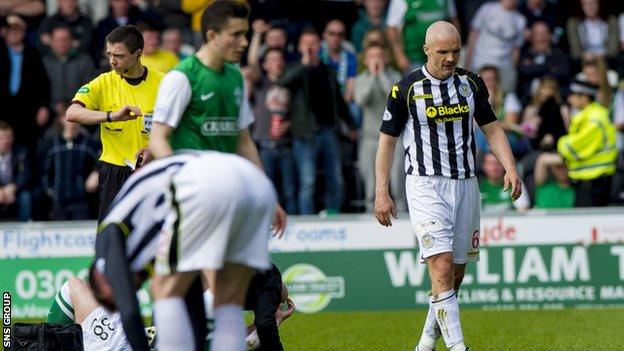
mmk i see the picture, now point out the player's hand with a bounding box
[275,298,295,324]
[503,170,522,201]
[272,204,287,238]
[374,192,397,227]
[113,105,142,121]
[85,171,99,193]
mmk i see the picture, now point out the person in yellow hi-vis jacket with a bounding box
[557,78,617,207]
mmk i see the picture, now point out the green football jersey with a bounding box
[169,55,245,153]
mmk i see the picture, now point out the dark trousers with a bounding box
[573,175,612,207]
[98,162,133,222]
[244,264,284,351]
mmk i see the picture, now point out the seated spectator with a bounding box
[465,0,526,94]
[479,152,530,212]
[38,101,99,220]
[42,26,94,106]
[139,22,179,72]
[557,78,617,207]
[475,65,531,159]
[574,54,618,106]
[354,43,404,212]
[251,49,297,214]
[351,0,387,53]
[521,77,569,151]
[45,0,109,25]
[0,122,32,221]
[386,0,459,72]
[162,27,194,61]
[519,0,559,36]
[566,0,619,67]
[533,152,575,209]
[518,21,570,102]
[39,0,93,53]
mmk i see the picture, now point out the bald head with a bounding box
[425,21,460,46]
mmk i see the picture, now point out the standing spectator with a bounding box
[533,152,575,209]
[0,15,51,158]
[39,0,93,53]
[386,0,459,73]
[162,27,195,60]
[278,27,356,214]
[247,20,296,71]
[91,0,161,65]
[252,48,297,214]
[39,101,99,220]
[465,0,526,94]
[66,25,164,221]
[518,21,570,102]
[321,19,358,125]
[0,0,45,42]
[42,26,95,106]
[351,0,387,53]
[45,0,109,25]
[557,78,617,207]
[139,22,179,72]
[0,122,32,221]
[479,152,530,212]
[521,77,568,151]
[354,43,404,212]
[566,0,619,67]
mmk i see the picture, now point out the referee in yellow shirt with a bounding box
[66,25,165,221]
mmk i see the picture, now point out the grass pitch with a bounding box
[277,308,624,350]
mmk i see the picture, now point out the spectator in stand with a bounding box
[138,22,179,72]
[91,0,161,65]
[557,78,617,207]
[354,43,404,212]
[465,0,526,94]
[521,77,569,151]
[351,0,387,53]
[620,12,624,60]
[474,65,530,159]
[0,122,32,221]
[575,55,617,106]
[479,152,530,212]
[252,48,297,214]
[162,27,194,60]
[45,0,109,25]
[39,101,99,220]
[357,28,393,71]
[567,0,619,67]
[533,152,575,209]
[0,0,46,42]
[0,15,51,158]
[278,27,356,215]
[386,0,458,73]
[321,19,358,124]
[39,0,93,53]
[518,0,560,36]
[248,20,296,77]
[518,21,570,102]
[42,26,95,106]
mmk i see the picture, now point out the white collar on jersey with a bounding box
[422,65,455,84]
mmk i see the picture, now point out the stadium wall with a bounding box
[1,209,624,318]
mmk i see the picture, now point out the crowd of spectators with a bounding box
[1,0,624,221]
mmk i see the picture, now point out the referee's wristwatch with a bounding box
[106,111,112,122]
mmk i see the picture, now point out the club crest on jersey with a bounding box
[421,233,435,249]
[458,83,472,97]
[382,109,392,121]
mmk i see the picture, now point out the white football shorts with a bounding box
[81,307,130,351]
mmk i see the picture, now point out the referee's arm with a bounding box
[66,103,140,125]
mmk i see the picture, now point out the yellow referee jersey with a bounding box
[72,68,164,166]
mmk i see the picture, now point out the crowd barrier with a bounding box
[1,208,624,318]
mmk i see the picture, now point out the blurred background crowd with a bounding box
[1,0,624,221]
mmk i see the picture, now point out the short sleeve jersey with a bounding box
[153,55,254,153]
[72,69,164,166]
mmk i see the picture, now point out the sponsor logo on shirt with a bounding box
[413,93,434,100]
[200,92,215,101]
[77,86,89,93]
[425,103,469,123]
[201,119,238,136]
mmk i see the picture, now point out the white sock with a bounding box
[431,289,465,350]
[417,304,440,350]
[213,304,245,351]
[154,297,195,351]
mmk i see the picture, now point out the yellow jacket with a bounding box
[557,102,617,180]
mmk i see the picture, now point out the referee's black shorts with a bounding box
[98,161,133,222]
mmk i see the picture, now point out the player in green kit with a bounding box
[150,0,286,233]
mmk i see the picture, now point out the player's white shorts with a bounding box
[155,154,277,274]
[81,307,130,351]
[406,175,480,264]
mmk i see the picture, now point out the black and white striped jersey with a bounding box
[380,66,497,179]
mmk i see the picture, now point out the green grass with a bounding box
[277,309,624,350]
